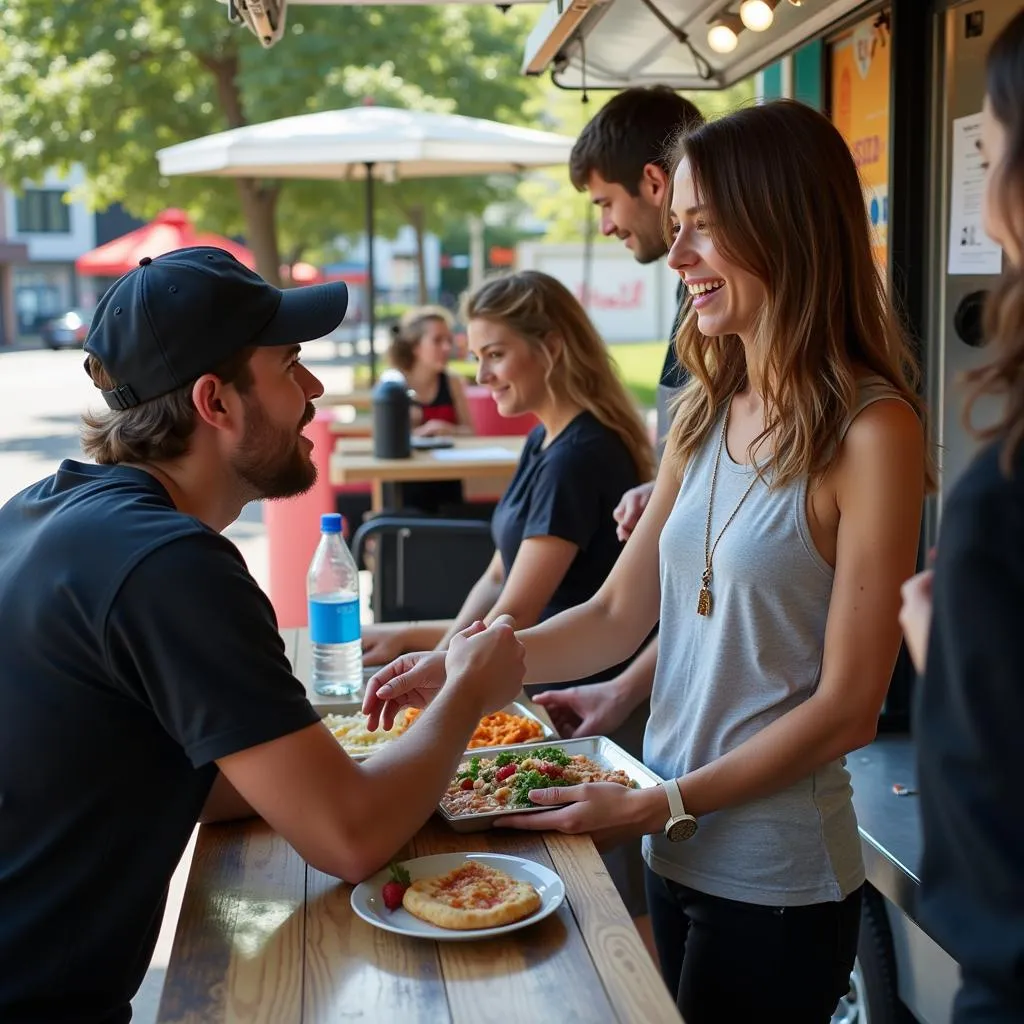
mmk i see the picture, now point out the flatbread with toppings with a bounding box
[401,860,541,930]
[441,746,638,817]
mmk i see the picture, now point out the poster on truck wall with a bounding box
[829,11,891,277]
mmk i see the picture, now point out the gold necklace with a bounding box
[698,406,761,616]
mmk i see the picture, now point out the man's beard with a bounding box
[231,398,318,500]
[630,226,669,265]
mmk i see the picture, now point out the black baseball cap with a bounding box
[84,246,349,410]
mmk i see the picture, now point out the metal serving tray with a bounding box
[321,701,556,763]
[438,735,664,833]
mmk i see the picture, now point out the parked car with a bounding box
[39,308,93,350]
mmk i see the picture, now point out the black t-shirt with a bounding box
[915,439,1024,1013]
[0,461,320,1024]
[491,411,641,624]
[656,283,689,455]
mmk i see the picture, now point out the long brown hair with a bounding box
[81,348,255,465]
[664,100,935,491]
[462,271,655,481]
[963,9,1024,475]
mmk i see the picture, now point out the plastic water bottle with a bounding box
[307,513,363,696]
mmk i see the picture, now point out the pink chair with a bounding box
[463,384,538,436]
[265,410,363,628]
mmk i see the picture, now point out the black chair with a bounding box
[351,516,495,623]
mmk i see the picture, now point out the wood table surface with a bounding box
[314,388,374,411]
[156,631,683,1024]
[330,436,523,511]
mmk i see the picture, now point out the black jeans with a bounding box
[645,867,862,1024]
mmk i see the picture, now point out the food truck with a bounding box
[518,1,1016,1021]
[222,0,1013,1018]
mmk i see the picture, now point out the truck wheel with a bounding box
[832,888,904,1024]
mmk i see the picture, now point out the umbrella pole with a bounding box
[365,162,377,383]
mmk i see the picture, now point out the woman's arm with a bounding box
[434,549,506,646]
[504,401,928,837]
[437,535,579,648]
[362,550,505,664]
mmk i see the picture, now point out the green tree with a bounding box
[0,1,538,286]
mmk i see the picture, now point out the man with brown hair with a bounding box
[533,88,704,732]
[0,247,525,1024]
[527,86,704,942]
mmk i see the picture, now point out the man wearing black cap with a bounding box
[0,247,525,1024]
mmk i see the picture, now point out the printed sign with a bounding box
[947,112,1003,276]
[830,12,891,276]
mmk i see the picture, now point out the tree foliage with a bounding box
[0,1,539,284]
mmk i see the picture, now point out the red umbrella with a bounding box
[75,208,255,276]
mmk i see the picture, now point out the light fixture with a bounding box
[707,14,743,53]
[740,0,777,31]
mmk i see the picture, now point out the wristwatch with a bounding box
[661,780,698,842]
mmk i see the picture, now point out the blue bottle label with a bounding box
[308,595,361,644]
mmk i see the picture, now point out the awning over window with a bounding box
[522,0,870,89]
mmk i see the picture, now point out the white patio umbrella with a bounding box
[156,106,576,378]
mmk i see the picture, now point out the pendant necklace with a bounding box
[698,404,761,616]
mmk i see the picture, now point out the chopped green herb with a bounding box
[510,769,563,808]
[456,755,482,782]
[494,751,522,767]
[532,747,571,767]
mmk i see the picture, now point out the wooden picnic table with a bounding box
[326,412,373,439]
[155,629,683,1024]
[330,435,524,511]
[314,388,374,411]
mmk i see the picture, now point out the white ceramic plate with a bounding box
[350,852,565,942]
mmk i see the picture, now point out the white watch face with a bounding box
[667,816,698,842]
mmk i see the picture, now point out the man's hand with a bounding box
[445,613,525,712]
[532,681,632,739]
[362,616,525,731]
[613,481,656,542]
[363,650,449,732]
[899,569,934,674]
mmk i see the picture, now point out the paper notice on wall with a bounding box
[948,113,1003,275]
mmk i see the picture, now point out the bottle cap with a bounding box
[320,513,342,534]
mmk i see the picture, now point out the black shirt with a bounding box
[0,461,320,1024]
[915,439,1024,1016]
[656,282,689,455]
[491,411,641,623]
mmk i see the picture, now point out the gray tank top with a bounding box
[643,377,905,906]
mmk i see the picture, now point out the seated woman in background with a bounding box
[390,305,474,438]
[387,306,474,514]
[364,269,656,921]
[363,270,654,670]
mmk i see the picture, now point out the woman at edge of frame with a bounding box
[900,11,1024,1024]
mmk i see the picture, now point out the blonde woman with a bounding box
[363,271,654,668]
[366,102,933,1023]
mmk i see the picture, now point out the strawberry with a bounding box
[381,861,411,912]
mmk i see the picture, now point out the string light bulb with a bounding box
[707,15,743,53]
[740,0,777,31]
